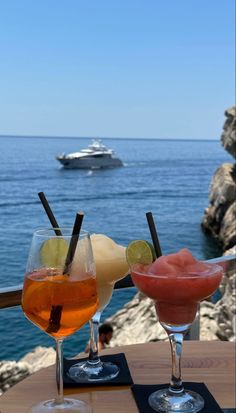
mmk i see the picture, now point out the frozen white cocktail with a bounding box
[68,233,128,382]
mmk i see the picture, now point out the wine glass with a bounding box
[130,259,223,413]
[21,228,98,413]
[68,233,129,382]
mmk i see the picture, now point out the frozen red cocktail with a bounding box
[131,248,222,325]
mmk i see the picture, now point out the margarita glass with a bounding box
[68,233,129,382]
[130,248,223,413]
[22,228,98,413]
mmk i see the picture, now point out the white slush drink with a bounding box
[91,234,128,310]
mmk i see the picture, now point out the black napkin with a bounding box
[131,382,224,412]
[63,353,133,386]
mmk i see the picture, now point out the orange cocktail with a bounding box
[21,227,97,413]
[22,269,98,338]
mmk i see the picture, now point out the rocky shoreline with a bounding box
[0,346,55,396]
[0,107,235,395]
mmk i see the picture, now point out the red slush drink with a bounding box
[131,249,223,325]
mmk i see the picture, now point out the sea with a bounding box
[0,136,232,361]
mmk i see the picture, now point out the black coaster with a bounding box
[63,353,133,386]
[222,410,236,413]
[131,382,224,413]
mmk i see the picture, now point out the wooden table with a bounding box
[0,341,235,412]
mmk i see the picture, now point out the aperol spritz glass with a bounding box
[22,228,98,413]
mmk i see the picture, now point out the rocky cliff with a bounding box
[201,106,236,250]
[221,106,236,158]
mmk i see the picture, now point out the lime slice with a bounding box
[126,240,154,265]
[40,238,69,267]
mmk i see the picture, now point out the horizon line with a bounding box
[0,134,219,142]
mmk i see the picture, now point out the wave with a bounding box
[0,200,40,208]
[0,190,206,209]
[0,175,54,183]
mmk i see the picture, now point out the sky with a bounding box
[0,0,235,139]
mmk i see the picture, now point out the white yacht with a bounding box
[56,139,123,169]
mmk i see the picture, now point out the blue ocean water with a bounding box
[0,136,232,360]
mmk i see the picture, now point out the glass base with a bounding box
[68,359,120,382]
[148,388,204,413]
[26,398,91,413]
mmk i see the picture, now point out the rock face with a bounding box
[201,163,236,250]
[201,106,236,251]
[0,346,55,395]
[200,246,236,342]
[221,106,236,158]
[107,293,167,348]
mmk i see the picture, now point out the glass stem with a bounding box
[168,332,184,394]
[88,311,101,363]
[55,338,64,404]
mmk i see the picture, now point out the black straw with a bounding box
[146,212,162,258]
[63,212,84,275]
[37,192,63,334]
[37,193,85,332]
[38,192,62,236]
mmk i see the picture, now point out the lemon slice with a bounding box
[126,240,154,265]
[40,238,69,267]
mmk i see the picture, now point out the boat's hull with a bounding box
[57,156,123,169]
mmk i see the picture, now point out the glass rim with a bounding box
[130,262,223,279]
[33,227,89,238]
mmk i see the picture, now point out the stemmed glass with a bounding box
[68,233,128,382]
[21,228,98,413]
[130,259,223,413]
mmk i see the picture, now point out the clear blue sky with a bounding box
[0,0,235,139]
